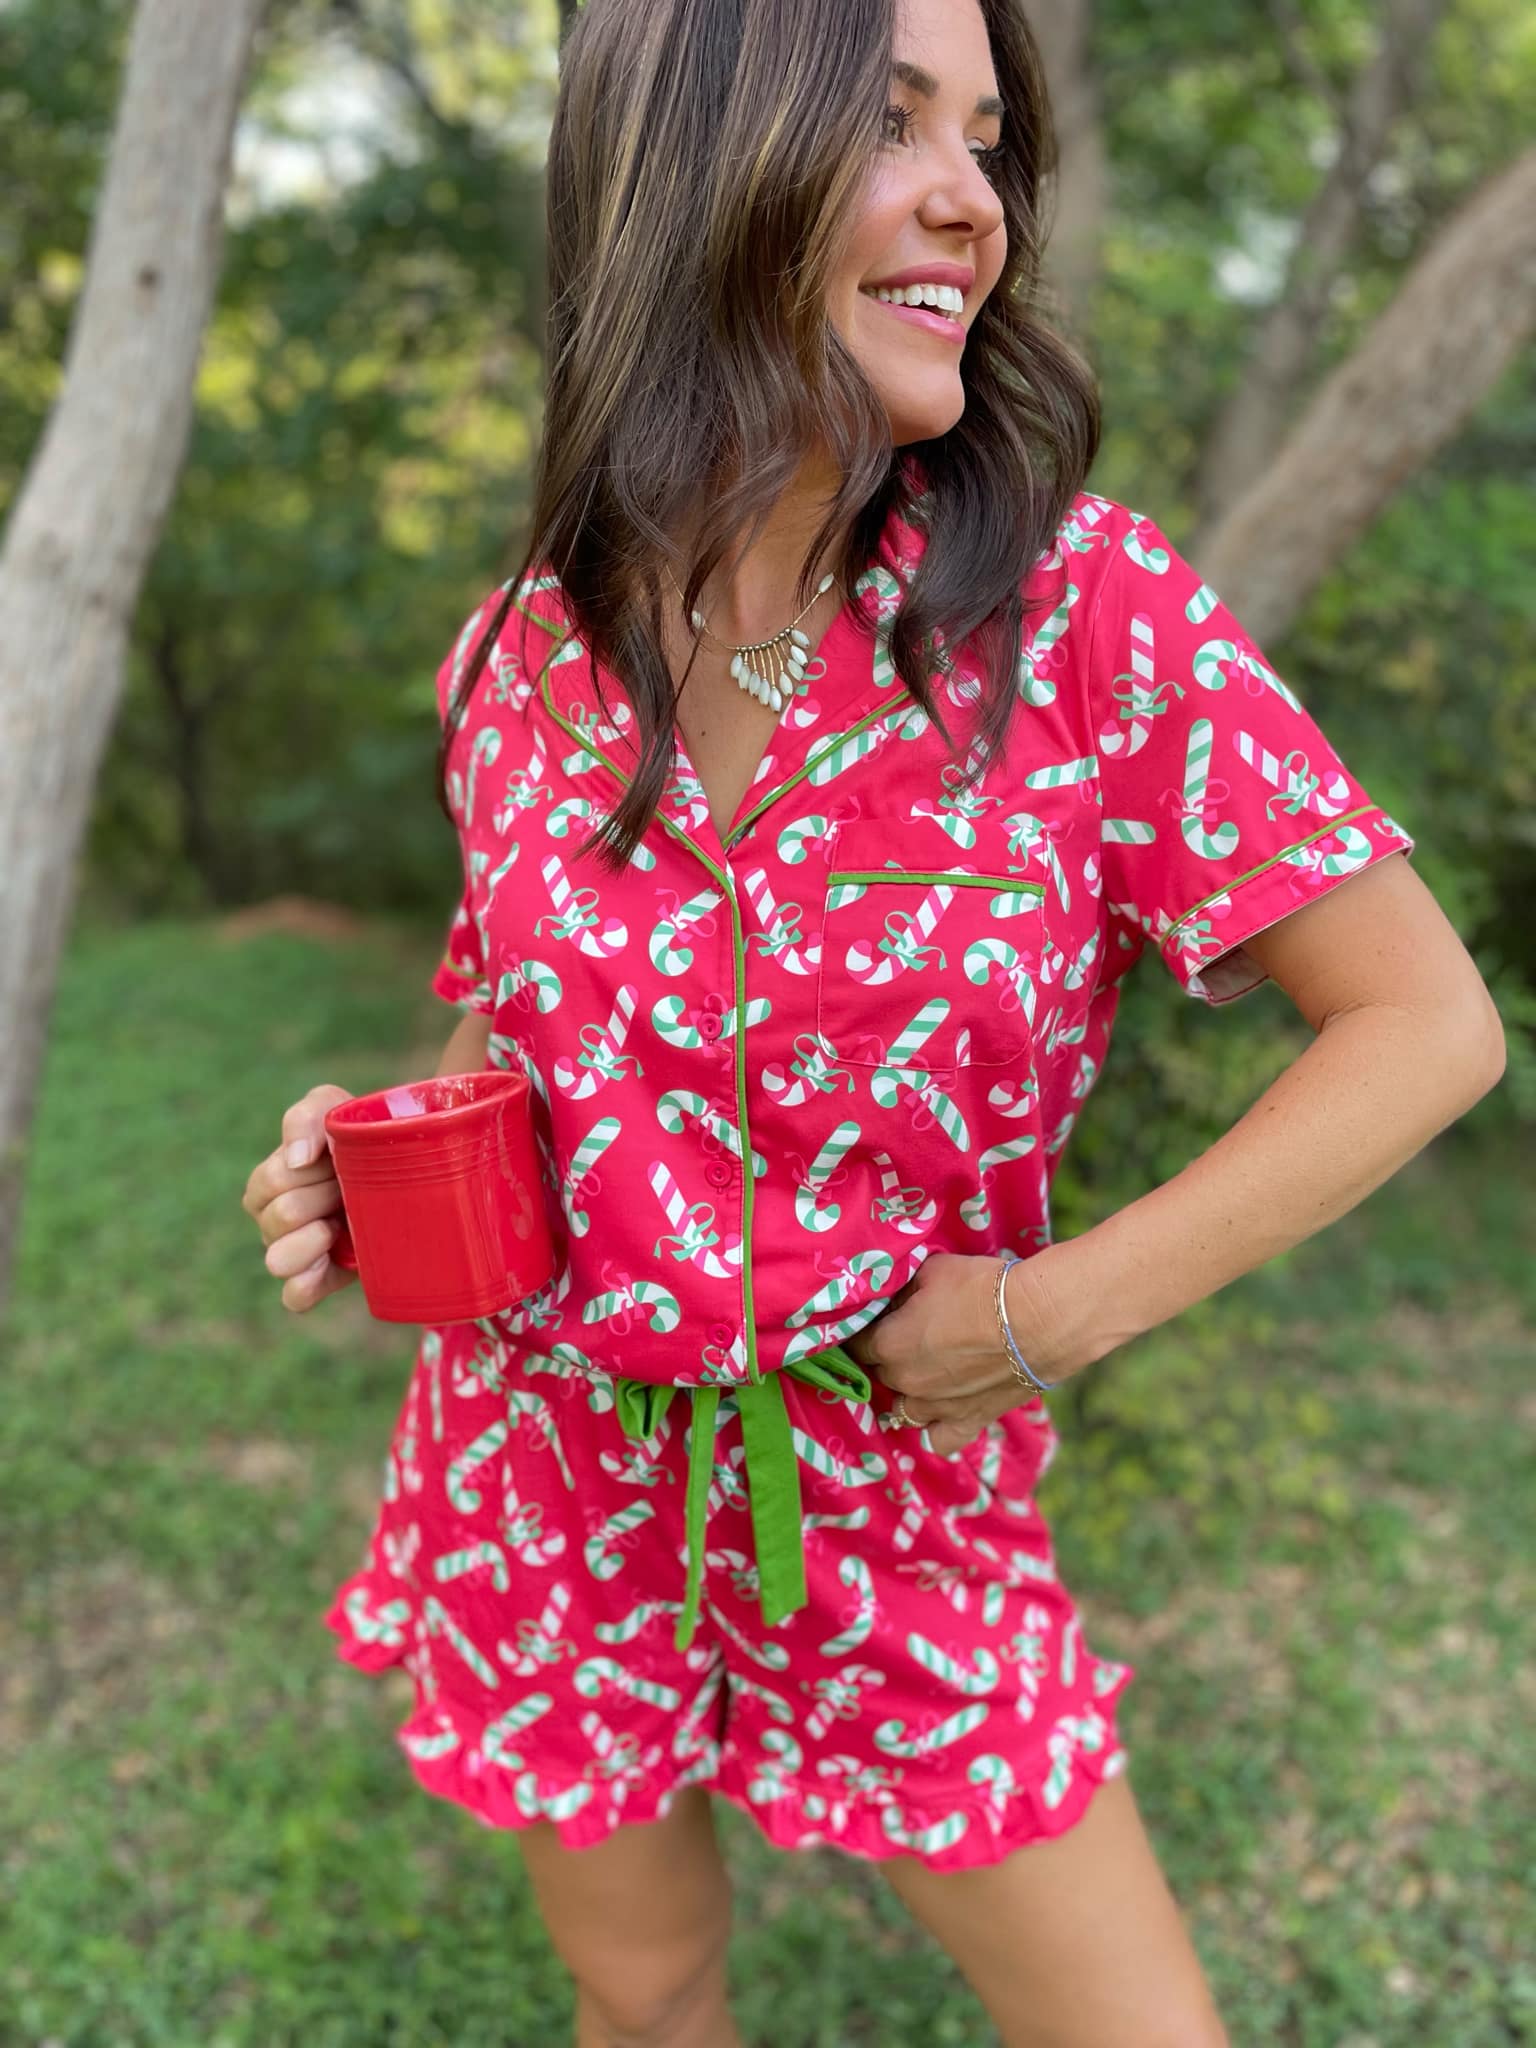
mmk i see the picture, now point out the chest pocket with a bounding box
[814,819,1046,1071]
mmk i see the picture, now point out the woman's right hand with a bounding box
[242,1085,359,1313]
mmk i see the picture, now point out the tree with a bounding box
[0,0,267,1314]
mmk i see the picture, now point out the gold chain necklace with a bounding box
[666,566,843,718]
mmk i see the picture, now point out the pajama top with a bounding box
[422,486,1416,1645]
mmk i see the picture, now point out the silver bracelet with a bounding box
[993,1252,1059,1393]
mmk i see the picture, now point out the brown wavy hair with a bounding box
[437,0,1102,870]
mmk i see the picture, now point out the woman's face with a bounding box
[832,0,1009,447]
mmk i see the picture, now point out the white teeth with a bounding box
[863,282,965,317]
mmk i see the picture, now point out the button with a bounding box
[705,1159,733,1189]
[708,1321,735,1346]
[698,1014,723,1042]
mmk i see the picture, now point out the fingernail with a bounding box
[286,1139,314,1169]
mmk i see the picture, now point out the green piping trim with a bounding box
[723,685,910,850]
[827,870,1044,894]
[1162,805,1378,947]
[538,655,764,1387]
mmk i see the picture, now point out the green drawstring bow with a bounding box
[612,1345,873,1651]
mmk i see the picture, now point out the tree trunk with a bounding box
[1196,145,1536,646]
[1028,0,1106,352]
[1194,0,1452,532]
[0,0,265,1317]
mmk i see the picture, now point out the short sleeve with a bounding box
[429,594,504,1016]
[1089,508,1416,1005]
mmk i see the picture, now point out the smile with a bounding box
[859,283,967,343]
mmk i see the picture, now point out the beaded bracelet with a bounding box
[993,1252,1059,1394]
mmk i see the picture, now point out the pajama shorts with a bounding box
[325,1323,1135,1871]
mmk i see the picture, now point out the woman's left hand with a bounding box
[843,1250,1069,1456]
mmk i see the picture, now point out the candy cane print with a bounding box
[763,1034,854,1109]
[906,800,977,851]
[982,1584,1006,1629]
[481,842,522,924]
[970,1536,1059,1588]
[403,1718,461,1765]
[594,1599,684,1647]
[446,1421,509,1513]
[1060,1613,1080,1688]
[538,853,629,958]
[1181,719,1240,859]
[553,986,640,1099]
[462,726,502,831]
[870,1150,937,1235]
[546,794,593,839]
[882,1453,931,1552]
[963,937,1037,1030]
[1317,823,1373,876]
[1192,636,1301,712]
[747,1727,806,1806]
[1062,928,1100,994]
[477,1695,556,1772]
[967,1753,1018,1825]
[873,1703,990,1758]
[1122,514,1170,576]
[513,1773,597,1825]
[1018,588,1076,707]
[879,1804,971,1857]
[381,1522,422,1582]
[871,1066,971,1155]
[583,1501,656,1582]
[906,1634,1001,1699]
[1025,755,1096,793]
[846,886,954,984]
[874,993,950,1068]
[506,1388,575,1490]
[740,867,822,976]
[807,724,888,790]
[795,1119,862,1233]
[652,995,772,1050]
[1185,579,1220,626]
[959,1135,1037,1233]
[573,1657,682,1712]
[502,1480,568,1568]
[1101,818,1157,853]
[1097,613,1162,759]
[496,958,563,1014]
[648,887,724,976]
[1234,731,1351,818]
[1041,1710,1110,1811]
[785,1248,894,1329]
[985,1073,1038,1122]
[777,813,834,865]
[558,1115,621,1236]
[802,1662,887,1742]
[432,1540,510,1594]
[802,1505,871,1536]
[731,1675,797,1726]
[338,1586,410,1650]
[1003,810,1071,911]
[495,1582,577,1677]
[648,1161,742,1277]
[699,1601,792,1673]
[422,1596,500,1690]
[582,1278,682,1335]
[819,1556,878,1658]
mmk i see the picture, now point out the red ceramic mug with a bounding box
[323,1071,555,1323]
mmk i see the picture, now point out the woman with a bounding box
[243,0,1504,2041]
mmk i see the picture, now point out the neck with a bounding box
[673,454,849,645]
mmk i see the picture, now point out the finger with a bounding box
[255,1174,344,1249]
[264,1215,342,1281]
[279,1085,353,1171]
[926,1417,982,1457]
[281,1250,355,1315]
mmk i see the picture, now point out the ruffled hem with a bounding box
[324,1572,1136,1870]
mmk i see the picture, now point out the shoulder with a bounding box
[435,568,569,727]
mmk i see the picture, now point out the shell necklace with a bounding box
[667,566,841,717]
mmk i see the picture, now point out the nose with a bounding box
[916,142,1006,248]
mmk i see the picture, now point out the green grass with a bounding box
[4,913,1532,2046]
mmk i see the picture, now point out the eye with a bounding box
[881,102,916,147]
[971,141,1006,184]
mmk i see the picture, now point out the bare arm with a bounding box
[436,1008,494,1079]
[1014,853,1507,1378]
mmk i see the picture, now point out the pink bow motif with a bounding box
[1156,776,1232,831]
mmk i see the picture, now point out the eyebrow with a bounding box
[891,59,1006,121]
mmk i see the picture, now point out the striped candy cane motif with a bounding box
[1100,817,1157,849]
[845,886,953,983]
[496,957,564,1014]
[1192,636,1302,712]
[802,1505,871,1536]
[446,1421,509,1513]
[879,1804,970,1856]
[906,1635,1001,1698]
[1315,823,1374,876]
[432,1541,510,1594]
[423,1595,500,1689]
[803,1663,887,1743]
[648,887,725,975]
[502,1479,568,1567]
[1234,731,1352,818]
[791,1432,889,1491]
[494,729,551,830]
[653,994,771,1049]
[496,1581,577,1676]
[730,1675,796,1725]
[339,1586,410,1650]
[870,1065,971,1154]
[403,1719,462,1764]
[819,1555,878,1657]
[807,724,888,789]
[1017,588,1077,707]
[1025,755,1097,792]
[873,1704,990,1758]
[559,1115,621,1236]
[481,842,521,921]
[963,938,1038,1028]
[480,1694,554,1770]
[553,987,642,1098]
[705,1602,792,1673]
[1181,718,1240,859]
[583,1501,655,1582]
[1098,612,1157,758]
[594,1599,684,1647]
[777,813,834,865]
[582,1278,682,1335]
[1122,514,1171,575]
[764,1033,854,1108]
[514,1774,597,1825]
[1003,811,1070,910]
[741,867,821,975]
[573,1658,682,1712]
[746,1727,806,1805]
[462,725,502,830]
[1041,1710,1110,1811]
[1186,579,1220,625]
[785,1248,894,1328]
[655,1091,763,1175]
[648,1161,743,1277]
[959,1135,1037,1233]
[794,1119,861,1233]
[870,1151,938,1234]
[537,854,630,958]
[966,1754,1019,1826]
[985,1073,1038,1121]
[546,794,593,838]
